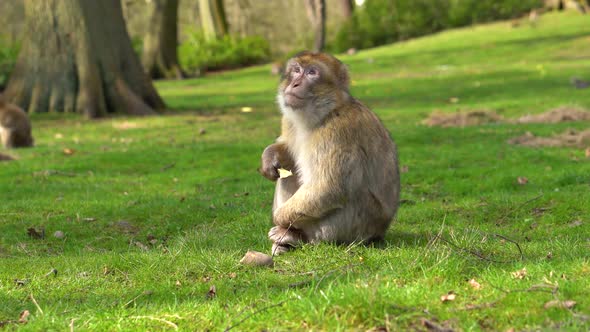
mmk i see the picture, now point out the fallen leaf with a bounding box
[544,300,576,309]
[517,176,528,185]
[421,318,454,332]
[175,280,182,287]
[27,227,45,239]
[449,97,460,103]
[147,234,158,245]
[468,278,482,290]
[241,107,253,113]
[440,291,456,302]
[206,285,216,299]
[546,252,553,259]
[114,220,138,234]
[133,241,149,251]
[112,121,139,130]
[18,310,30,324]
[511,267,528,279]
[228,272,237,279]
[53,230,65,239]
[14,279,29,286]
[63,148,75,155]
[278,168,293,179]
[240,250,274,267]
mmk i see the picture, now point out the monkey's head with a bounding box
[278,51,350,126]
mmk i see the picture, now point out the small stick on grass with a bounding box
[130,316,178,330]
[224,298,292,332]
[29,293,43,315]
[123,290,152,308]
[411,215,446,267]
[495,193,543,225]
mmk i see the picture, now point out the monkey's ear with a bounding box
[337,63,351,91]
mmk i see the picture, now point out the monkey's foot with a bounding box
[271,243,292,256]
[268,226,302,255]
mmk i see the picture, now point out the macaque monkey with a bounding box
[260,51,400,255]
[0,95,34,148]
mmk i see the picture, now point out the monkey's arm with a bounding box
[273,149,359,228]
[273,181,346,228]
[260,142,295,181]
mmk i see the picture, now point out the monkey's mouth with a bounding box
[284,93,306,108]
[285,92,304,100]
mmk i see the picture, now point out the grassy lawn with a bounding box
[2,12,589,331]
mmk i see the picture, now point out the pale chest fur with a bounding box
[287,124,315,185]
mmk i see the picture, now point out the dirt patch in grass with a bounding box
[514,106,590,124]
[508,128,590,148]
[423,106,590,128]
[421,110,503,127]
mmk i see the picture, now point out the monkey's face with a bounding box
[279,52,350,111]
[280,61,320,109]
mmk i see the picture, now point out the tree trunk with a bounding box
[304,0,326,52]
[199,0,228,40]
[142,0,184,80]
[3,0,165,118]
[339,0,354,19]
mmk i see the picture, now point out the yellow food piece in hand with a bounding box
[278,168,293,179]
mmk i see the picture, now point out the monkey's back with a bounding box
[303,100,401,243]
[0,103,34,147]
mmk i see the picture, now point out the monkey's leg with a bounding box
[272,173,300,212]
[269,174,302,254]
[269,226,304,255]
[1,129,14,148]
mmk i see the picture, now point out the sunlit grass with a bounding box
[1,12,589,331]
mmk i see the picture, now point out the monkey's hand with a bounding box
[268,226,302,246]
[260,143,294,182]
[273,205,314,229]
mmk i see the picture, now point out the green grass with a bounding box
[2,12,590,331]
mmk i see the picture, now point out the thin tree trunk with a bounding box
[143,0,184,80]
[339,0,354,19]
[304,0,326,52]
[3,0,165,118]
[199,0,228,40]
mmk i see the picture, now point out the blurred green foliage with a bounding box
[331,0,543,52]
[179,32,271,75]
[131,36,143,59]
[0,38,19,88]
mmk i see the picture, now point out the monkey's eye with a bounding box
[293,66,301,74]
[307,68,318,76]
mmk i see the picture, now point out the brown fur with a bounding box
[261,52,400,254]
[0,96,34,148]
